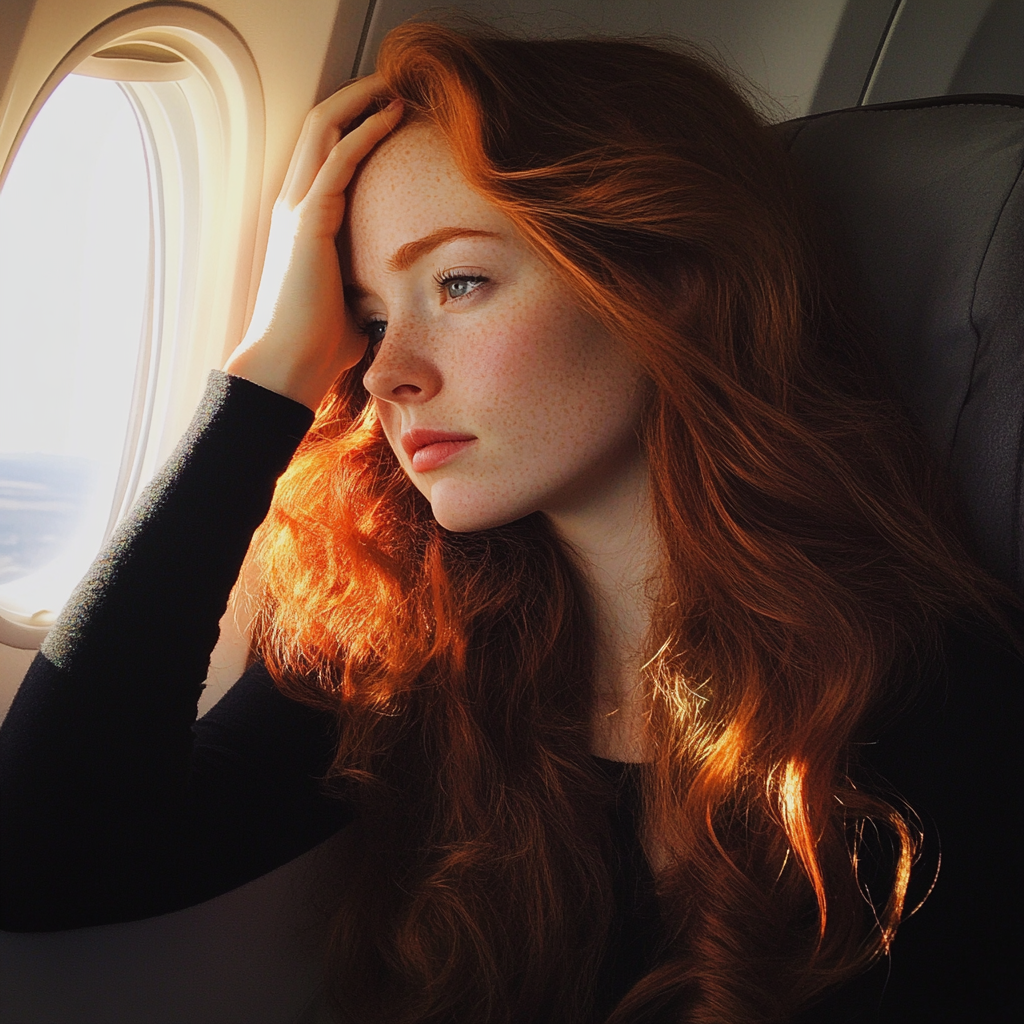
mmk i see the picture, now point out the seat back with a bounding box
[780,96,1024,595]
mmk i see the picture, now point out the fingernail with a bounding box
[385,98,402,113]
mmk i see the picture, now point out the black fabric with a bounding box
[1,372,1020,1022]
[779,97,1024,595]
[592,756,663,1017]
[795,613,1022,1023]
[0,372,347,929]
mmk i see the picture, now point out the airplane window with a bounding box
[0,73,155,630]
[0,11,264,653]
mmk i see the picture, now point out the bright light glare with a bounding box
[0,74,150,620]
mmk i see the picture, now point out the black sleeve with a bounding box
[0,371,353,932]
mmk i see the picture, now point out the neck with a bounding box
[545,454,662,762]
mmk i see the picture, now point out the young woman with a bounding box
[2,23,1020,1024]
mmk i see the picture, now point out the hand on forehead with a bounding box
[342,122,511,287]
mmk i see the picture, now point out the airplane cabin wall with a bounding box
[354,0,851,120]
[351,1,1024,118]
[865,0,1024,103]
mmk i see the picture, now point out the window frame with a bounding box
[0,5,264,649]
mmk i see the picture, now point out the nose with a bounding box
[362,322,441,404]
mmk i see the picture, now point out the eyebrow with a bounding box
[386,227,500,272]
[344,227,502,304]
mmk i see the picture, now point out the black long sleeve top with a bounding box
[1,372,1020,1022]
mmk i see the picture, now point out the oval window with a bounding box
[0,73,152,625]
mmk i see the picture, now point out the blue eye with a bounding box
[436,272,486,302]
[445,278,473,298]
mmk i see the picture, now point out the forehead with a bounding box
[344,122,511,270]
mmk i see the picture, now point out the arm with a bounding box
[1,75,404,932]
[0,372,350,931]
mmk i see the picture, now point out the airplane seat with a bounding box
[779,95,1024,598]
[0,831,345,1024]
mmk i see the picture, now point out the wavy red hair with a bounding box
[250,24,1006,1022]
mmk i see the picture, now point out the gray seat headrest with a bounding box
[780,96,1024,595]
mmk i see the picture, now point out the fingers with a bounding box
[279,74,394,211]
[304,99,404,215]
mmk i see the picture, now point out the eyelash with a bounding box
[433,269,488,302]
[356,272,489,356]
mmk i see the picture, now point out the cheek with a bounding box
[463,302,635,447]
[461,304,584,417]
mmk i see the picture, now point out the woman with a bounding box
[1,22,1019,1023]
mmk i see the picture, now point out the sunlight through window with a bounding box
[0,74,152,624]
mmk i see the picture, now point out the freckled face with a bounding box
[341,123,648,533]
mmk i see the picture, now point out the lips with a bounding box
[401,428,478,472]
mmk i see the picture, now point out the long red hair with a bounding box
[251,24,1006,1022]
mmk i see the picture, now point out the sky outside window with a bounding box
[0,73,151,620]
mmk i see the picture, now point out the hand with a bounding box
[224,75,403,410]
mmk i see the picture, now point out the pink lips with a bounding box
[402,428,478,472]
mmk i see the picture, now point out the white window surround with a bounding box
[0,5,265,649]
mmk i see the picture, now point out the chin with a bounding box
[426,481,534,534]
[430,503,521,534]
